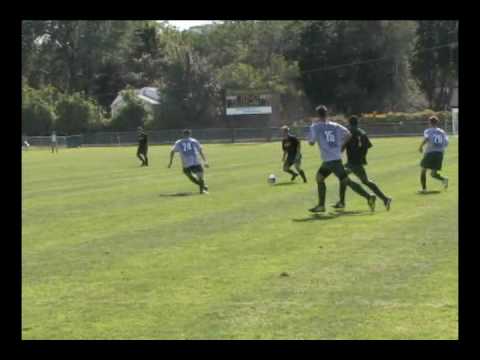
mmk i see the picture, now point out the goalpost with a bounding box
[451,107,459,135]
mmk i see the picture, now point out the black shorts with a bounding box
[183,165,203,174]
[285,153,302,167]
[317,160,348,180]
[421,151,443,171]
[344,163,369,183]
[137,145,148,155]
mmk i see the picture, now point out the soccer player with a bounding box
[281,125,307,183]
[308,105,376,213]
[51,131,58,153]
[418,116,449,192]
[137,127,148,167]
[168,129,209,194]
[334,116,392,210]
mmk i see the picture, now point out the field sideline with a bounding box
[21,137,458,339]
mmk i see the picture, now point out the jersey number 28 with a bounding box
[182,142,193,152]
[433,135,444,145]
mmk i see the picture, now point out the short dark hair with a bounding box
[316,105,328,118]
[349,116,359,127]
[183,129,191,136]
[429,116,439,125]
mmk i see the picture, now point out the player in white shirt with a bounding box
[168,129,210,194]
[51,131,58,153]
[418,116,449,192]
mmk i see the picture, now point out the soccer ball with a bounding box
[268,174,277,184]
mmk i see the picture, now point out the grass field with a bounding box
[21,137,458,339]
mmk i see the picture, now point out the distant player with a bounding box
[137,127,148,167]
[334,116,392,210]
[308,105,376,213]
[51,131,58,153]
[418,116,449,192]
[168,129,209,194]
[281,125,307,183]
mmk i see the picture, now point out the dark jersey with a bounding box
[138,133,148,147]
[282,135,300,156]
[345,126,372,165]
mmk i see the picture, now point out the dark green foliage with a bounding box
[110,90,150,131]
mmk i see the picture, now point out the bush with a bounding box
[110,90,150,131]
[360,110,450,124]
[22,85,55,136]
[55,92,105,135]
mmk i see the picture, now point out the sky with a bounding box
[164,20,216,30]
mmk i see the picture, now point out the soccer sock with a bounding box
[339,181,347,204]
[318,182,326,207]
[284,169,297,176]
[144,156,149,166]
[299,170,307,182]
[347,179,371,199]
[365,181,388,202]
[431,172,446,182]
[185,172,201,186]
[198,178,205,191]
[421,172,427,190]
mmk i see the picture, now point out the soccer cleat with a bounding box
[384,197,392,211]
[368,195,376,212]
[291,173,298,182]
[443,178,449,190]
[332,202,345,209]
[417,189,427,194]
[309,205,326,213]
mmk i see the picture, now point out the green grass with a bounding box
[21,137,458,339]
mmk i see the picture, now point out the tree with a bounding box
[290,20,417,114]
[156,39,220,129]
[411,20,458,110]
[22,84,56,136]
[55,92,105,134]
[110,90,150,131]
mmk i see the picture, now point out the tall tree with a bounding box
[411,20,458,110]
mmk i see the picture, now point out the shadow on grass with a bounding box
[159,192,195,197]
[273,182,296,186]
[292,210,371,222]
[417,190,442,195]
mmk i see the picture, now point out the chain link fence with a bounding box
[22,119,454,148]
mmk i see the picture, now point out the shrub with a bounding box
[55,92,105,135]
[110,90,151,131]
[22,85,55,136]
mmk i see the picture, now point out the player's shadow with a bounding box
[292,210,370,222]
[416,190,442,195]
[159,192,195,197]
[273,182,296,186]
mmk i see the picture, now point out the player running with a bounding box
[137,126,149,167]
[418,116,449,192]
[334,116,392,210]
[281,125,307,183]
[308,105,376,213]
[168,129,209,194]
[51,131,58,153]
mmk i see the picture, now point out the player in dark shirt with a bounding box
[281,126,307,183]
[137,126,149,167]
[335,116,392,210]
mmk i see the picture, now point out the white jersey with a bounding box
[308,120,350,162]
[51,133,57,142]
[172,137,203,168]
[424,127,448,153]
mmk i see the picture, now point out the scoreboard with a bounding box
[226,91,273,116]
